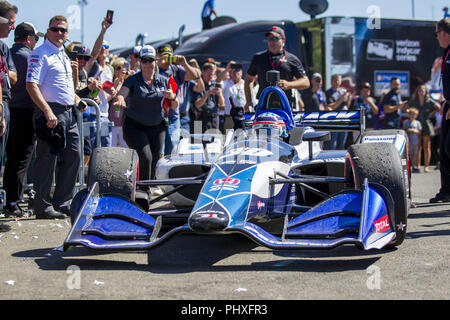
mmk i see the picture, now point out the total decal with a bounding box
[373,215,390,234]
[209,178,241,192]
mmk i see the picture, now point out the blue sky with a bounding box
[2,0,449,50]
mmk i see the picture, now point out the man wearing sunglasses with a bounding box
[26,15,88,219]
[430,18,450,203]
[2,22,42,217]
[244,26,309,112]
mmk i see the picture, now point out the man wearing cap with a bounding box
[26,15,88,219]
[300,72,326,113]
[156,44,202,155]
[2,22,42,217]
[244,26,309,112]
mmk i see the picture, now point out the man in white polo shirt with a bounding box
[26,15,87,219]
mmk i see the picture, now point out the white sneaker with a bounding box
[151,186,164,196]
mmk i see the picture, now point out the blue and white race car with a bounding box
[64,73,410,252]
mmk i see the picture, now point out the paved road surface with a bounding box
[0,169,449,301]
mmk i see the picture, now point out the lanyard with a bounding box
[0,55,6,73]
[55,51,70,86]
[1,55,11,89]
[442,49,450,74]
[269,51,286,70]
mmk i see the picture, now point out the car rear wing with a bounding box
[244,109,365,133]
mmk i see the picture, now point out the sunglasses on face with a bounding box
[102,44,110,49]
[141,57,155,64]
[268,36,281,42]
[49,27,68,34]
[133,53,140,58]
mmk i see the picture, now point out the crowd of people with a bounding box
[0,0,448,229]
[298,72,443,174]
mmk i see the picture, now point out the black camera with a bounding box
[68,51,78,61]
[230,63,243,70]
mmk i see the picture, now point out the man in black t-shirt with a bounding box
[244,26,309,112]
[381,77,408,129]
[301,73,326,112]
[3,22,40,217]
[430,18,450,203]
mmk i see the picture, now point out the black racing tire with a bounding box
[87,147,139,201]
[345,142,408,247]
[361,129,411,201]
[70,188,88,225]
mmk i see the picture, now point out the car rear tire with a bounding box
[345,142,408,247]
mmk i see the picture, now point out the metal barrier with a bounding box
[0,104,6,210]
[75,98,101,189]
[75,98,114,190]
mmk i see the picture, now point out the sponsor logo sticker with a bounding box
[209,178,240,191]
[373,215,390,233]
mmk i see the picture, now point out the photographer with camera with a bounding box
[216,60,246,133]
[323,74,351,150]
[194,62,225,132]
[156,44,202,155]
[349,82,379,130]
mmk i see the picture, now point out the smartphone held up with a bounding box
[106,10,114,24]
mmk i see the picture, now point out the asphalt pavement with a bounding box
[0,167,449,301]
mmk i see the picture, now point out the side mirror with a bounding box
[303,131,330,160]
[303,131,331,142]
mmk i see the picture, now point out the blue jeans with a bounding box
[324,131,348,150]
[164,116,181,155]
[86,114,112,149]
[180,113,190,133]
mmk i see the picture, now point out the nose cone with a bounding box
[189,206,229,232]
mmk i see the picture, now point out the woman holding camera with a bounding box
[113,45,178,190]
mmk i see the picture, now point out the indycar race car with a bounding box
[64,71,410,252]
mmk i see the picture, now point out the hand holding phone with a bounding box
[106,10,114,24]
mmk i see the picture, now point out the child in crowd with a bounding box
[403,107,422,173]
